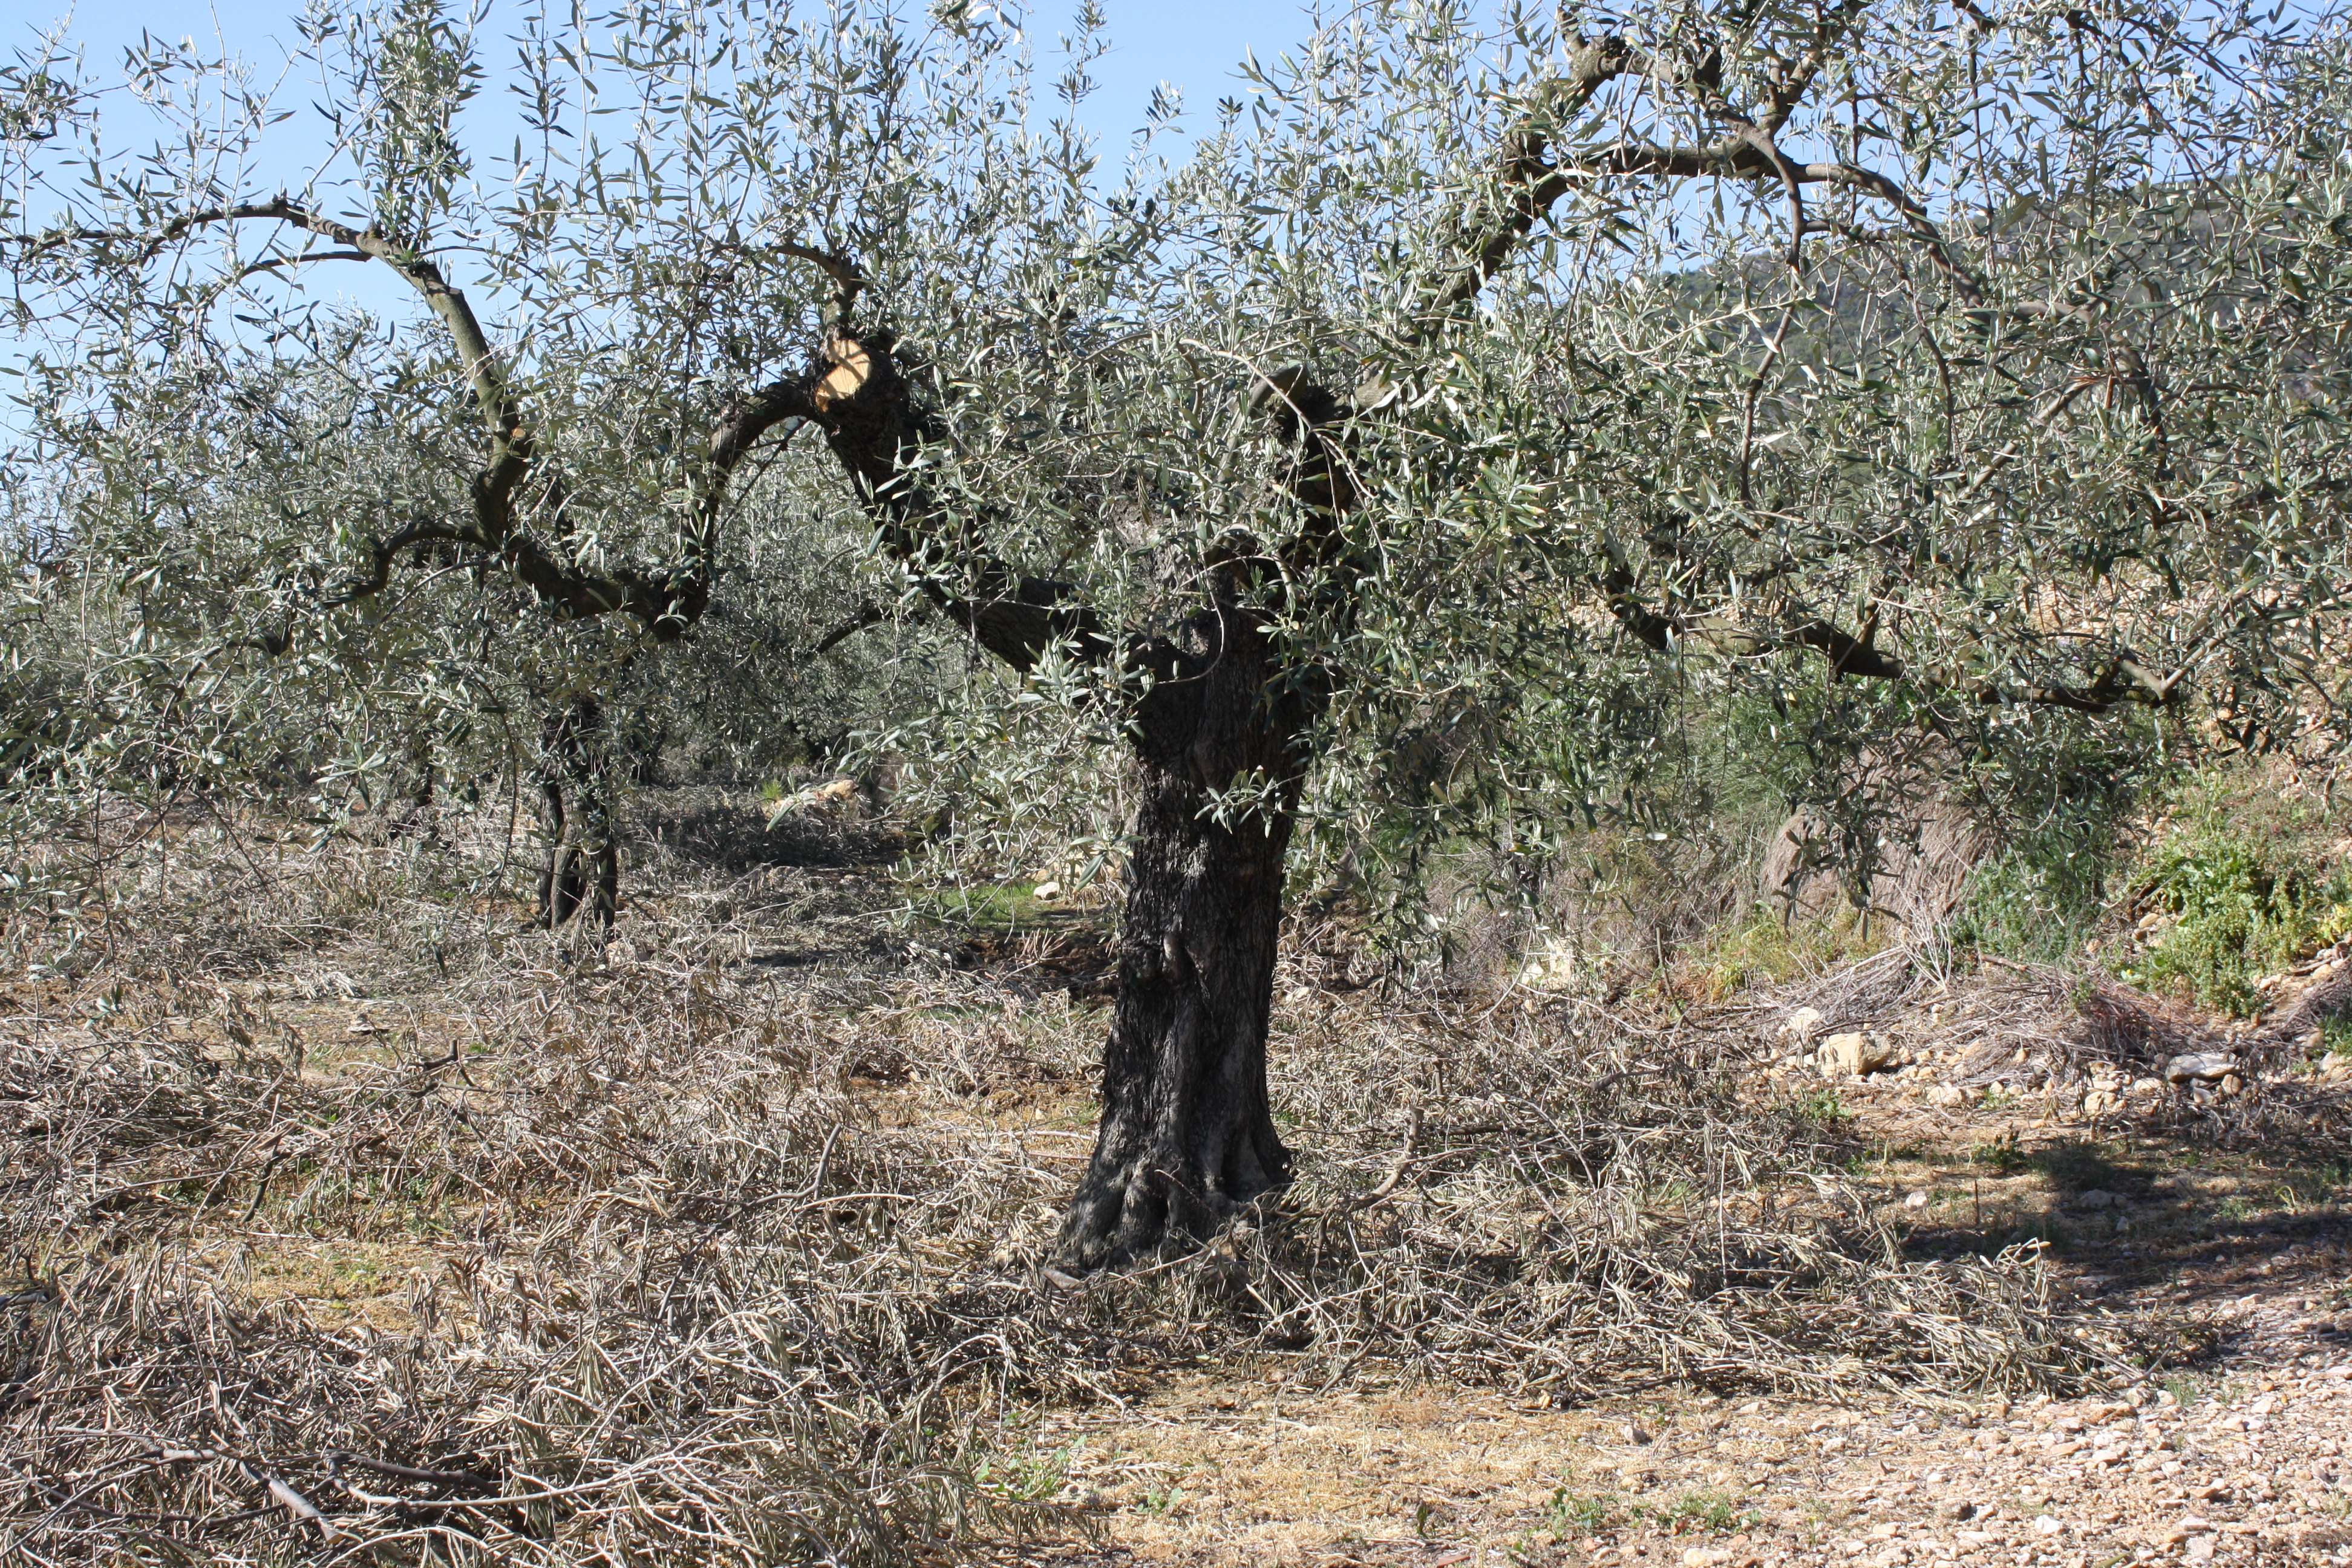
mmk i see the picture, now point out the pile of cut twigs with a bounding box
[0,793,2204,1564]
[0,975,1089,1566]
[1084,981,2173,1403]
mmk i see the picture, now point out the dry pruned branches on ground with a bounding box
[3,1256,1040,1567]
[2,939,2172,1563]
[1937,965,2352,1144]
[0,973,1093,1566]
[1754,947,2352,1159]
[0,803,2233,1563]
[1050,981,2166,1405]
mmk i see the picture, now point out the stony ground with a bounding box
[1005,1013,2352,1568]
[1001,1252,2349,1567]
[11,794,2351,1567]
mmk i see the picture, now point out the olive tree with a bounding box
[7,0,2349,1267]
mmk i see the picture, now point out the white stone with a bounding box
[1778,1005,1828,1045]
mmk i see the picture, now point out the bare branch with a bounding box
[812,599,886,655]
[232,248,373,281]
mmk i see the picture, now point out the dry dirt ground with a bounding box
[8,805,2351,1567]
[1000,1007,2352,1568]
[995,1143,2352,1568]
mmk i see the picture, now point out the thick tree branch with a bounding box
[21,195,737,638]
[1598,575,2190,714]
[797,328,1126,676]
[1409,34,1636,335]
[768,241,866,324]
[1760,0,1873,133]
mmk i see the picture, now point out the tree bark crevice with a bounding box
[1053,606,1310,1269]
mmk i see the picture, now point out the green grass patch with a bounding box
[1543,1488,1616,1535]
[2111,773,2352,1014]
[1691,903,1889,999]
[906,880,1090,935]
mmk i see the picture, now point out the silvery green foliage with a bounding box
[4,0,2350,935]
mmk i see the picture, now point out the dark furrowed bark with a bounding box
[801,330,1357,1269]
[1053,606,1312,1269]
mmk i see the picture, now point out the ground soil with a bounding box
[10,803,2351,1567]
[1000,1051,2352,1568]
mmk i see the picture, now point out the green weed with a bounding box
[906,880,1086,935]
[1635,1489,1764,1535]
[1791,1086,1848,1126]
[1544,1488,1616,1534]
[1971,1128,2028,1174]
[973,1442,1076,1504]
[2113,791,2352,1015]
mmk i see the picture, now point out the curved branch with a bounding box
[1409,7,1976,312]
[1599,577,2189,714]
[812,600,887,655]
[770,241,864,324]
[1408,34,1635,335]
[19,195,731,638]
[800,328,1125,676]
[691,376,821,569]
[319,517,476,608]
[233,247,373,282]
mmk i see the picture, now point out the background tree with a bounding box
[6,0,2348,1269]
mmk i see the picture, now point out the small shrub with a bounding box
[2116,820,2352,1015]
[1949,831,2112,962]
[1789,1084,1849,1128]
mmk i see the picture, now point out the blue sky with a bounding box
[30,0,1316,152]
[15,1,1321,323]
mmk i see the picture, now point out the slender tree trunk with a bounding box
[387,727,436,840]
[1054,607,1311,1270]
[535,696,618,932]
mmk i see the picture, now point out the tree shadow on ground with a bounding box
[1895,1094,2351,1377]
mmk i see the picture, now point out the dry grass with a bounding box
[0,788,2206,1564]
[1160,977,2157,1405]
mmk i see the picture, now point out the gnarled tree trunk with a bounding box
[1054,606,1313,1269]
[535,695,619,932]
[802,325,1343,1270]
